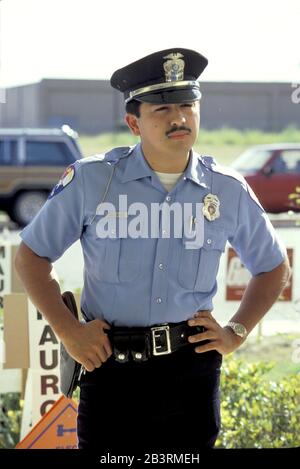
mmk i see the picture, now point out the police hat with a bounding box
[110,48,208,104]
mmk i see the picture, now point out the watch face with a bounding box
[234,323,247,337]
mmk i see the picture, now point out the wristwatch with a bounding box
[226,321,248,339]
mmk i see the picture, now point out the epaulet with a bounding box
[200,155,264,210]
[78,145,135,166]
[200,155,247,187]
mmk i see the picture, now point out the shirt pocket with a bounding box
[118,237,142,283]
[90,212,143,284]
[94,236,142,284]
[177,228,226,291]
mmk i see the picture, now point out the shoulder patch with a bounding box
[48,164,75,199]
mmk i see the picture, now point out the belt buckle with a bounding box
[151,324,171,356]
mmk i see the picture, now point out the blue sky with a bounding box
[0,0,300,87]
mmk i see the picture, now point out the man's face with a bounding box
[126,100,200,154]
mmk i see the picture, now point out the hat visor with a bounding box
[135,87,201,104]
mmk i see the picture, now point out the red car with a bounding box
[231,143,300,213]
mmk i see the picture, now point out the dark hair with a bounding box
[125,99,141,117]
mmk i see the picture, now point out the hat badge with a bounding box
[163,53,185,82]
[202,193,220,221]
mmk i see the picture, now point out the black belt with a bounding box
[107,322,206,363]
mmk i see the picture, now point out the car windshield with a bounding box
[231,148,272,172]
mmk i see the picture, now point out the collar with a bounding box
[121,144,153,183]
[121,143,210,189]
[184,150,210,189]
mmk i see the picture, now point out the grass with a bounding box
[78,126,300,167]
[233,333,300,381]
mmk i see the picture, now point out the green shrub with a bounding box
[0,393,22,448]
[216,358,300,448]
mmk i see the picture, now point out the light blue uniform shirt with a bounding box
[20,143,286,326]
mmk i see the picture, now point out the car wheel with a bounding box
[12,191,48,226]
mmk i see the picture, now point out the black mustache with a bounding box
[166,126,191,136]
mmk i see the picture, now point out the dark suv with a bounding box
[0,125,82,226]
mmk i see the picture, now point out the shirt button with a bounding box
[158,263,164,270]
[207,238,212,245]
[156,297,162,304]
[183,176,187,180]
[166,196,171,202]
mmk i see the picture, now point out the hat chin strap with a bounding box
[125,80,200,104]
[133,88,202,105]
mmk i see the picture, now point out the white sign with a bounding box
[214,221,300,335]
[21,300,61,438]
[0,243,11,311]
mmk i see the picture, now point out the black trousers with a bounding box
[77,345,222,451]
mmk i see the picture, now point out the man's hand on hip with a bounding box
[60,319,113,372]
[187,310,244,355]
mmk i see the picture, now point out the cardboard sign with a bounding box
[0,242,25,310]
[16,395,78,449]
[3,294,29,369]
[1,242,25,370]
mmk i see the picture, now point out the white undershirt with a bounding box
[154,171,183,192]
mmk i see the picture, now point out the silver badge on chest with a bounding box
[202,193,220,221]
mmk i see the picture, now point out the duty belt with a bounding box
[107,322,205,363]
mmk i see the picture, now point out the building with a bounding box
[0,79,299,134]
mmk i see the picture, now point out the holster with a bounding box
[59,291,83,398]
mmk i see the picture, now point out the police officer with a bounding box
[15,48,290,450]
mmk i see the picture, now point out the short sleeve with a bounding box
[228,183,287,275]
[20,161,84,262]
